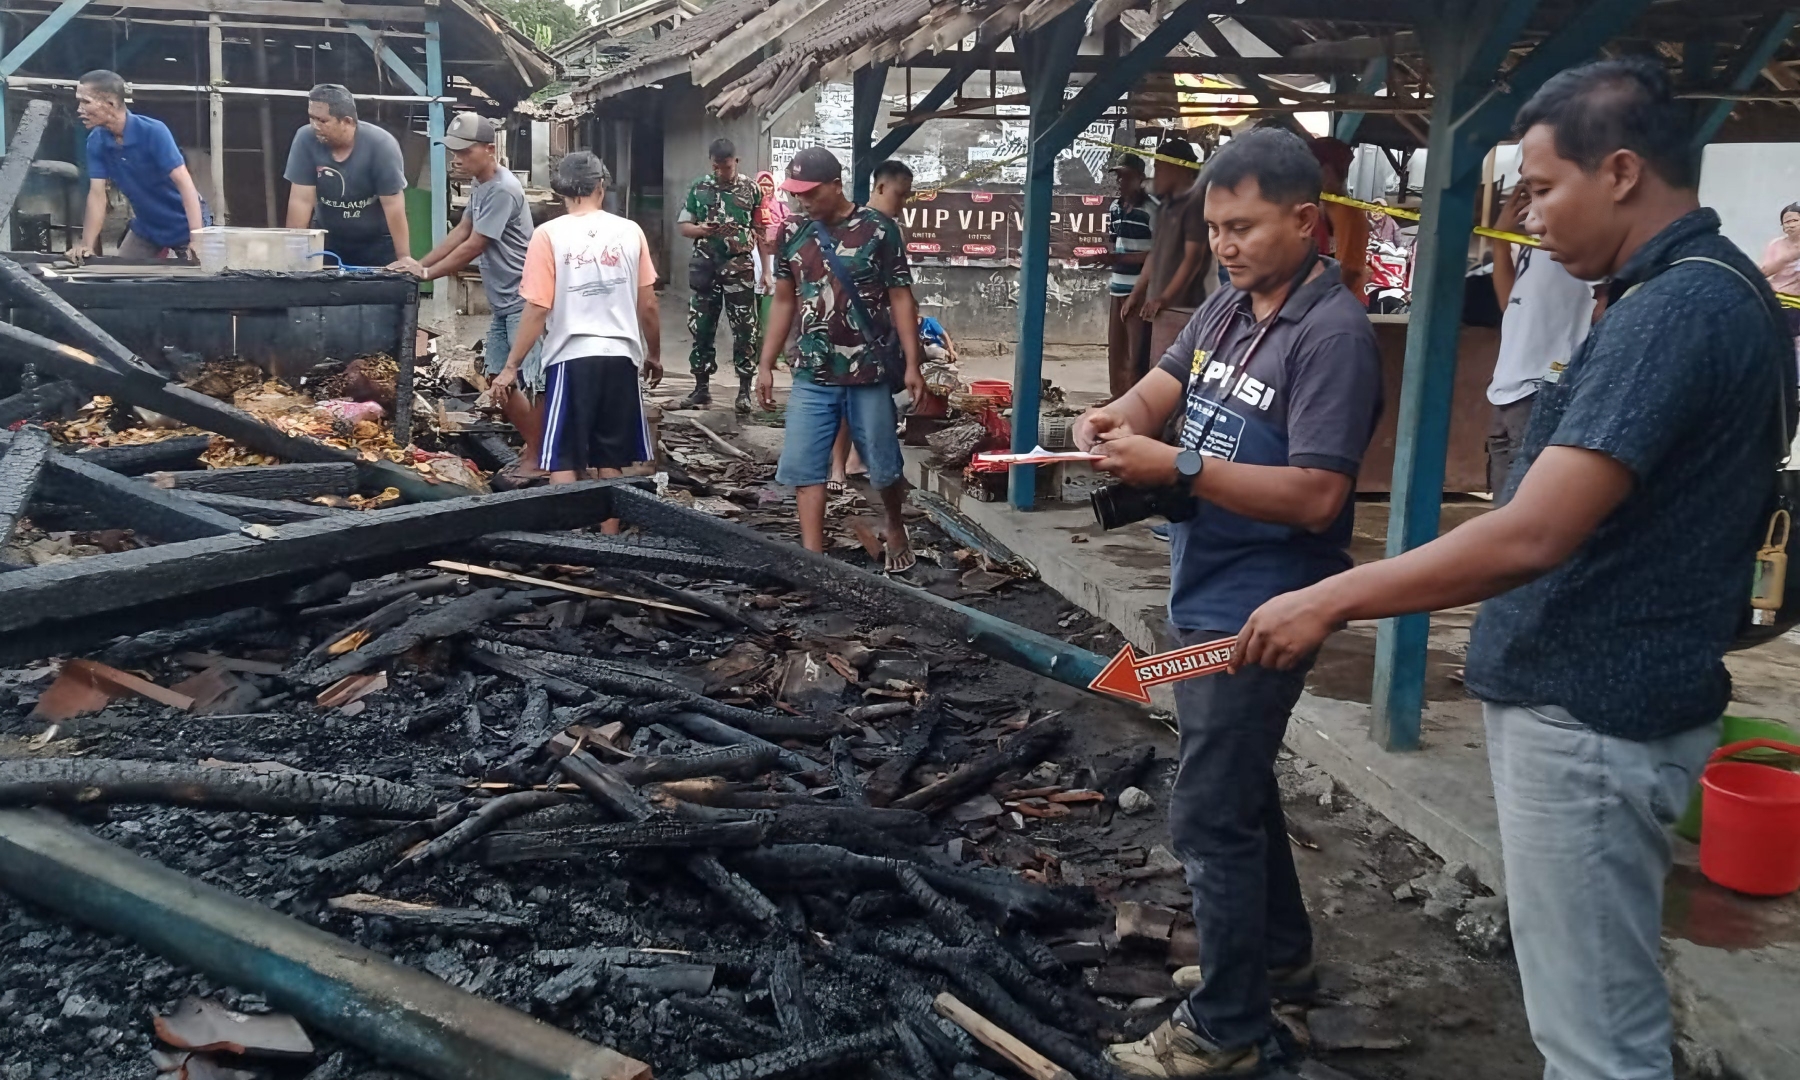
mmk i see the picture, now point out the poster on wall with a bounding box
[770,137,805,178]
[895,191,1111,262]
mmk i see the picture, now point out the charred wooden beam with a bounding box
[326,893,533,940]
[36,271,419,311]
[459,641,593,704]
[613,743,779,786]
[681,1024,896,1080]
[301,573,458,620]
[302,593,426,665]
[39,450,244,541]
[558,750,789,935]
[0,427,51,550]
[474,530,781,588]
[660,709,824,777]
[0,809,652,1080]
[0,102,52,233]
[147,462,360,500]
[72,435,214,476]
[768,945,817,1040]
[611,484,1111,694]
[0,759,439,818]
[474,640,832,742]
[474,818,770,866]
[867,703,941,808]
[301,588,535,688]
[603,567,771,633]
[387,789,571,875]
[288,804,472,895]
[94,607,279,667]
[0,381,86,427]
[0,483,617,664]
[0,319,457,503]
[893,717,1069,814]
[174,490,342,524]
[0,257,157,378]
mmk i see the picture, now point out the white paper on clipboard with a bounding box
[971,446,1105,466]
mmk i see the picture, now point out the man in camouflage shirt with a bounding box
[677,138,764,413]
[757,146,925,572]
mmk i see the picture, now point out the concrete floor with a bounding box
[908,449,1800,1080]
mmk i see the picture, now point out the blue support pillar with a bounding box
[851,64,889,203]
[426,14,447,254]
[1007,3,1090,510]
[1371,0,1655,749]
[2,0,92,151]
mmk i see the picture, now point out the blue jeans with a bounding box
[485,310,544,391]
[1485,703,1718,1080]
[1168,625,1314,1050]
[774,376,903,490]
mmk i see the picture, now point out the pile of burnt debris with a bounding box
[0,498,1175,1080]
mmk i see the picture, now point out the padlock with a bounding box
[1751,509,1790,626]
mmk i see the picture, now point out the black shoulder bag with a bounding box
[807,216,908,392]
[1648,256,1800,647]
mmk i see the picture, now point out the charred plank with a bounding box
[0,427,51,549]
[474,818,770,865]
[39,451,244,541]
[301,574,459,621]
[866,701,942,808]
[0,381,86,427]
[147,462,360,500]
[72,434,213,476]
[302,588,535,688]
[459,640,593,704]
[0,103,52,232]
[892,717,1069,814]
[95,607,280,668]
[326,893,532,940]
[387,789,570,875]
[0,759,439,818]
[613,743,778,786]
[474,530,781,588]
[173,490,342,524]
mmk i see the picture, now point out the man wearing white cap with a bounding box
[393,112,542,478]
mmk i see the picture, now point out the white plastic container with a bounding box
[191,227,327,273]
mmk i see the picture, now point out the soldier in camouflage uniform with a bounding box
[676,138,764,413]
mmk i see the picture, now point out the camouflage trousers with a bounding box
[687,282,759,378]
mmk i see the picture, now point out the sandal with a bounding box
[827,479,848,496]
[884,544,918,575]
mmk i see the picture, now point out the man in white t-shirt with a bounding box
[1488,183,1597,502]
[492,152,661,532]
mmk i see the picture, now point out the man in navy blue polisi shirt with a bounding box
[1077,126,1383,1078]
[1235,58,1795,1080]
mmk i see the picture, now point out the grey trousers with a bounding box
[1487,396,1535,503]
[1484,702,1718,1080]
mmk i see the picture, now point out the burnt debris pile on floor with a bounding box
[0,410,1200,1080]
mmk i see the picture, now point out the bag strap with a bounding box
[807,216,884,349]
[1634,255,1795,465]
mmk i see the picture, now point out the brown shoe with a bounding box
[1106,1019,1267,1078]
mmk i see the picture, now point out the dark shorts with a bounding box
[539,356,650,473]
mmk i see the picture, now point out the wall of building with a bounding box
[659,79,769,297]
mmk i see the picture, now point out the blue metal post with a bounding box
[426,14,447,253]
[1007,3,1089,510]
[348,22,430,96]
[1334,55,1389,144]
[867,54,982,175]
[1371,0,1656,749]
[851,64,888,203]
[1691,11,1797,147]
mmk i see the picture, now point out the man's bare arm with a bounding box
[380,193,411,259]
[285,185,317,230]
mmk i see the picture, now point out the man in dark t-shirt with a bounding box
[284,84,410,268]
[1077,128,1382,1078]
[1234,60,1795,1080]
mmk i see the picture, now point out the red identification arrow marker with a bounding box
[1088,636,1238,704]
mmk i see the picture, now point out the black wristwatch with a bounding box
[1174,448,1205,487]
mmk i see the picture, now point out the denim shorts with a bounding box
[774,376,904,490]
[485,309,545,392]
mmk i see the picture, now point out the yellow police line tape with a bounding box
[1074,136,1800,311]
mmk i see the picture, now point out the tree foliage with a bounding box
[490,0,589,48]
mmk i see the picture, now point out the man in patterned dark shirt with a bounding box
[677,138,765,413]
[1234,59,1795,1080]
[757,147,925,572]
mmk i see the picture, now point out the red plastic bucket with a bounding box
[1699,739,1800,896]
[968,379,1013,406]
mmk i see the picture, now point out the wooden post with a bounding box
[207,14,228,225]
[394,287,419,447]
[254,33,277,226]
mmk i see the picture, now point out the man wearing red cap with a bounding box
[757,146,925,573]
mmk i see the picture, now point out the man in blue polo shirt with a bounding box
[73,70,207,261]
[1077,126,1383,1077]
